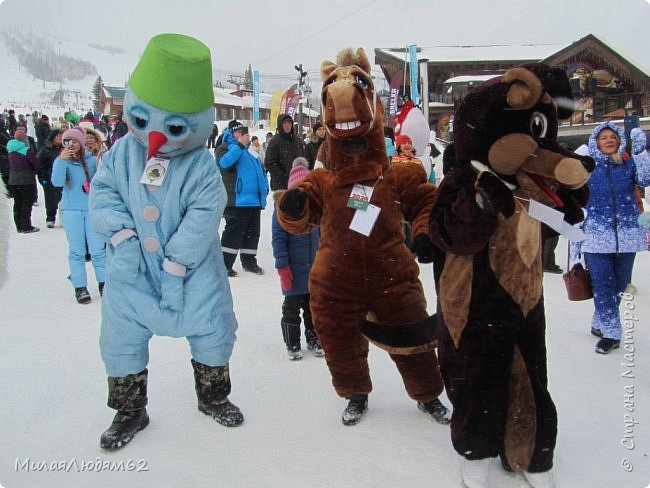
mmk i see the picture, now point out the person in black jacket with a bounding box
[111,112,128,145]
[207,123,219,148]
[0,115,9,138]
[264,114,304,190]
[6,110,18,136]
[304,122,325,170]
[36,130,63,227]
[7,127,40,232]
[34,115,51,150]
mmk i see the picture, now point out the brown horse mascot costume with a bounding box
[276,47,449,426]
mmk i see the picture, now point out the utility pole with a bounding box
[295,64,307,136]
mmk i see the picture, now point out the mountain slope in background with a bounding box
[0,30,137,118]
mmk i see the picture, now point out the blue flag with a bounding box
[253,70,260,124]
[408,44,419,106]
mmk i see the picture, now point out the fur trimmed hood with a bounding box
[588,120,626,162]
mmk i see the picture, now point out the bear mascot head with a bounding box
[449,62,594,223]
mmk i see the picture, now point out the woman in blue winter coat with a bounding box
[271,157,323,360]
[52,126,105,304]
[580,121,650,354]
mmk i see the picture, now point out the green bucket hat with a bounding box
[128,33,214,113]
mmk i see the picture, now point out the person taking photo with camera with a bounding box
[52,126,105,304]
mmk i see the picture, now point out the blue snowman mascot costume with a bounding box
[90,33,243,450]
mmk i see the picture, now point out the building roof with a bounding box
[444,74,501,84]
[103,85,126,99]
[376,34,650,97]
[213,88,274,109]
[543,34,649,80]
[99,85,316,113]
[376,42,566,65]
[429,101,454,108]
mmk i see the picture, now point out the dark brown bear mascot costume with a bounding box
[276,47,450,427]
[363,63,594,488]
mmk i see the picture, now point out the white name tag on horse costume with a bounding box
[350,204,381,236]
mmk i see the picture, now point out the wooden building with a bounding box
[375,34,650,142]
[99,86,126,116]
[99,85,273,125]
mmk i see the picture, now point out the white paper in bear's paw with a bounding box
[528,199,587,241]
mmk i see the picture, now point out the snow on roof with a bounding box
[444,74,501,84]
[103,86,126,98]
[213,88,275,110]
[213,88,320,116]
[377,42,567,64]
[429,101,454,108]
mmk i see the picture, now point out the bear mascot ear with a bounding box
[501,64,575,120]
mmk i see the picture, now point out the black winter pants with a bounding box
[221,207,261,270]
[40,180,62,222]
[10,184,36,231]
[281,293,315,348]
[542,235,559,269]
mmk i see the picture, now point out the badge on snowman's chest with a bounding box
[140,157,170,186]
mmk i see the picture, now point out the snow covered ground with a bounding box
[0,189,649,488]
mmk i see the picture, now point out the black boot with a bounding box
[305,328,324,357]
[595,338,620,354]
[417,398,451,424]
[342,394,368,426]
[75,287,91,304]
[191,359,244,427]
[242,263,264,275]
[100,369,149,449]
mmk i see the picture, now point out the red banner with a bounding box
[286,94,302,119]
[280,84,297,115]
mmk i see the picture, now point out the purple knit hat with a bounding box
[62,126,86,147]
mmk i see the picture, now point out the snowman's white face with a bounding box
[124,89,213,158]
